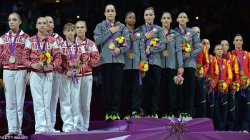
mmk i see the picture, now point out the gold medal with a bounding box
[163,50,169,57]
[129,52,135,59]
[109,43,115,49]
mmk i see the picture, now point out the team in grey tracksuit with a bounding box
[94,20,130,117]
[175,27,201,117]
[137,24,166,116]
[123,28,145,117]
[160,29,183,117]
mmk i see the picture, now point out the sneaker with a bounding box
[179,113,186,118]
[35,131,47,134]
[131,111,140,118]
[17,132,25,136]
[242,130,249,133]
[50,128,60,133]
[162,113,175,119]
[185,113,192,119]
[111,113,120,120]
[123,114,130,120]
[105,113,112,121]
[151,113,158,119]
[179,113,192,120]
[4,132,17,136]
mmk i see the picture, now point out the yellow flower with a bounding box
[150,38,159,47]
[46,58,51,64]
[184,46,191,52]
[109,43,115,49]
[182,43,192,53]
[222,82,227,89]
[115,36,125,44]
[198,66,204,75]
[45,52,51,58]
[144,64,149,71]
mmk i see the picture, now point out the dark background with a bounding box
[0,0,250,135]
[0,0,250,51]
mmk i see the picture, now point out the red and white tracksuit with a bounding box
[49,33,64,129]
[60,40,86,131]
[0,30,29,133]
[77,38,100,131]
[23,35,61,133]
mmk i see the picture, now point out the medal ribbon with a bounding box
[36,35,47,54]
[234,50,244,71]
[65,40,78,60]
[8,30,20,56]
[218,58,224,80]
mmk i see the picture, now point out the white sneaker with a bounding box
[242,130,249,133]
[63,130,72,132]
[35,131,47,134]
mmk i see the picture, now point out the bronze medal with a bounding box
[240,70,244,76]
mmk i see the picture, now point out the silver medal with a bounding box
[9,56,16,64]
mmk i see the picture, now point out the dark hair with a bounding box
[125,11,135,19]
[144,7,154,13]
[177,12,188,18]
[162,12,172,19]
[234,34,243,39]
[214,44,222,50]
[105,4,116,12]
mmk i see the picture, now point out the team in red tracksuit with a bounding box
[75,20,100,131]
[0,12,30,136]
[23,17,62,134]
[194,38,210,118]
[230,34,250,132]
[210,45,232,130]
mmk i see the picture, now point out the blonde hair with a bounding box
[63,23,76,31]
[9,12,21,21]
[76,20,86,26]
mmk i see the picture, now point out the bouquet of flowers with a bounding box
[147,38,160,48]
[39,52,51,65]
[138,61,149,78]
[217,80,227,91]
[115,36,127,47]
[182,42,191,53]
[206,76,215,89]
[173,74,184,85]
[240,76,250,87]
[196,64,204,77]
[70,59,83,84]
[108,42,116,50]
[230,81,240,92]
[150,38,160,47]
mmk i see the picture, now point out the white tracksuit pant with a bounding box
[3,70,27,133]
[50,72,61,129]
[30,72,53,133]
[77,75,93,131]
[60,75,81,131]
